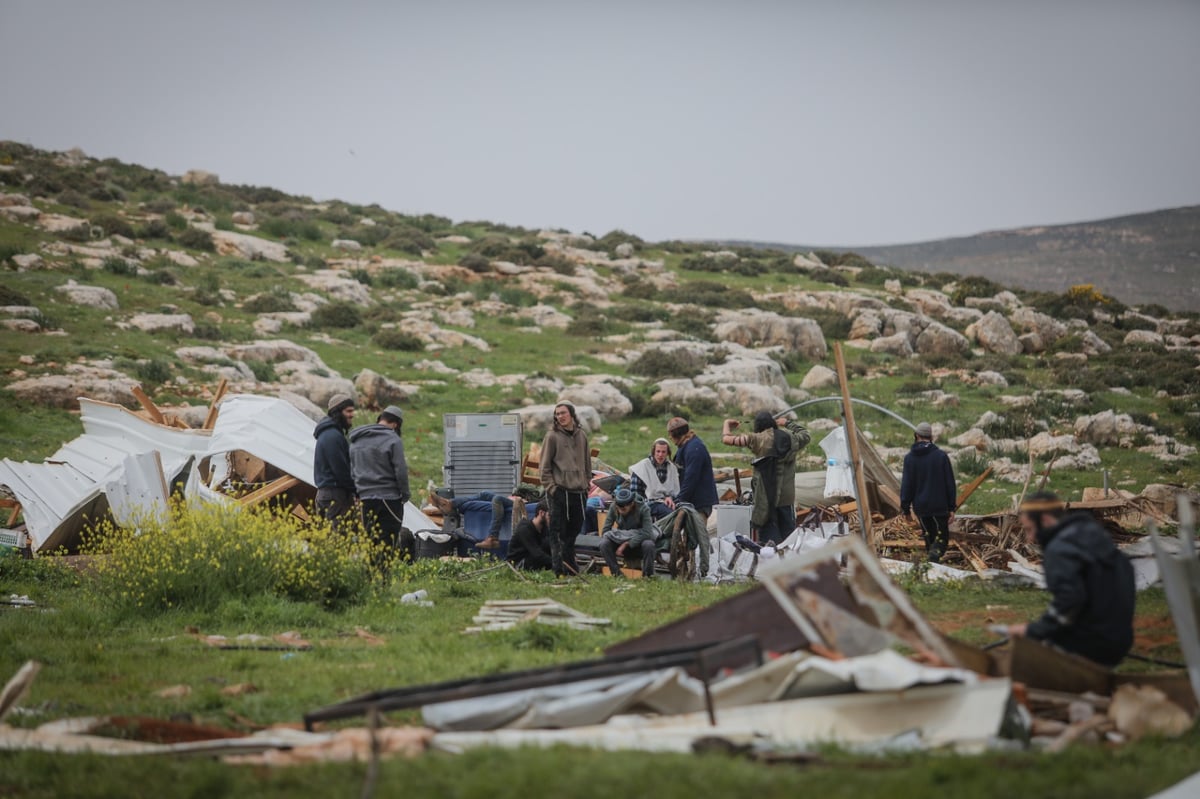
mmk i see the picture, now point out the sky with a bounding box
[2,1,1198,247]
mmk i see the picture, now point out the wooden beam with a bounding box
[131,385,164,424]
[0,499,21,528]
[238,475,300,507]
[956,465,993,510]
[202,378,229,431]
[833,342,874,547]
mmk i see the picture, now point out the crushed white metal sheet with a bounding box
[431,677,1013,754]
[103,452,170,529]
[0,459,105,552]
[197,395,316,489]
[421,649,982,734]
[1149,496,1200,706]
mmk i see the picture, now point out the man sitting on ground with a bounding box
[628,438,679,520]
[508,500,552,571]
[428,491,514,549]
[598,487,658,578]
[1006,492,1135,667]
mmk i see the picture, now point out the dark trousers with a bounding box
[360,498,414,565]
[917,514,951,563]
[549,488,586,576]
[316,486,354,534]
[599,537,656,577]
[756,506,796,545]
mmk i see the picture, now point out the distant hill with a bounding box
[730,206,1200,312]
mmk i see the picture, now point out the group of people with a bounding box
[312,394,1136,670]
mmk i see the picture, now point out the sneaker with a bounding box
[476,536,500,550]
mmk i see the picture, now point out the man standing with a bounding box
[722,411,810,544]
[1006,492,1135,667]
[349,405,413,564]
[540,401,591,576]
[667,417,718,520]
[598,487,658,578]
[900,421,957,563]
[508,500,552,571]
[628,438,679,520]
[313,393,356,532]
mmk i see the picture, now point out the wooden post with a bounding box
[202,378,229,431]
[833,343,875,548]
[131,385,165,424]
[956,465,993,510]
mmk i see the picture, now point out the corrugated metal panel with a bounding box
[106,451,169,528]
[0,458,108,553]
[204,395,316,487]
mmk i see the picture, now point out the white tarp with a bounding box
[818,428,855,498]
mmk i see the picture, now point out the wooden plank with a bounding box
[130,385,164,424]
[231,451,267,484]
[202,378,229,431]
[0,499,21,528]
[238,475,300,507]
[833,343,874,547]
[953,541,990,577]
[956,466,993,510]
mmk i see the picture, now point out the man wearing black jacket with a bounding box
[313,393,356,532]
[1007,492,1135,667]
[899,421,957,563]
[508,500,552,571]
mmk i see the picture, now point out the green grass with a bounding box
[0,557,1192,798]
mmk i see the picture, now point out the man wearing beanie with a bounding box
[540,401,591,576]
[598,487,657,578]
[350,405,413,565]
[900,421,957,563]
[313,393,357,532]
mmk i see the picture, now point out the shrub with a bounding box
[192,321,222,340]
[243,288,296,314]
[799,307,852,341]
[675,281,754,308]
[534,253,577,275]
[382,226,435,255]
[164,211,187,230]
[373,329,425,351]
[102,256,137,276]
[566,307,625,337]
[60,224,93,243]
[177,226,215,252]
[82,501,378,612]
[377,268,419,289]
[138,218,173,241]
[57,188,90,209]
[247,359,277,383]
[469,235,544,265]
[950,275,1004,306]
[610,303,668,324]
[628,348,708,379]
[458,253,491,273]
[808,267,850,287]
[115,357,173,385]
[621,280,658,301]
[311,301,363,329]
[0,285,31,305]
[665,313,717,342]
[349,268,373,286]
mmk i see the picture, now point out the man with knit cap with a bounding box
[313,393,356,532]
[900,421,957,563]
[722,411,810,544]
[667,417,718,520]
[598,486,658,578]
[540,400,591,576]
[350,405,413,564]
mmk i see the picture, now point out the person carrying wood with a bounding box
[900,421,957,563]
[1006,492,1135,667]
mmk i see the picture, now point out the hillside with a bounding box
[728,206,1200,312]
[1,141,1199,517]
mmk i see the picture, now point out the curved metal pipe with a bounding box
[781,396,917,431]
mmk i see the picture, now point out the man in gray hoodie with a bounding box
[540,401,591,576]
[349,405,412,564]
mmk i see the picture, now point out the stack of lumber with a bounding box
[463,599,611,634]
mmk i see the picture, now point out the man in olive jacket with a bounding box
[540,401,591,576]
[722,411,810,544]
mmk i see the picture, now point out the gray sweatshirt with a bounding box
[348,424,410,502]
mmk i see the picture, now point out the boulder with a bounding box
[211,229,289,262]
[0,192,32,207]
[164,250,199,268]
[127,313,194,334]
[396,318,490,351]
[231,211,255,226]
[1,319,40,333]
[254,317,282,335]
[1054,352,1089,366]
[915,321,969,357]
[295,270,373,306]
[5,365,139,410]
[226,340,325,366]
[354,367,418,407]
[281,372,356,410]
[54,281,119,310]
[800,364,838,391]
[884,279,902,295]
[967,311,1022,356]
[695,357,789,395]
[614,242,635,258]
[712,311,827,360]
[520,304,573,329]
[870,332,914,358]
[0,205,41,221]
[559,382,633,422]
[1123,329,1164,347]
[332,239,363,252]
[973,370,1008,387]
[1018,332,1044,354]
[904,288,953,318]
[848,309,883,340]
[716,383,790,416]
[515,403,602,437]
[414,359,460,376]
[181,169,219,185]
[950,428,992,450]
[1011,307,1067,346]
[650,379,720,408]
[11,253,43,270]
[1073,409,1148,447]
[1027,432,1082,459]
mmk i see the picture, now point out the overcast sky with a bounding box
[2,1,1198,246]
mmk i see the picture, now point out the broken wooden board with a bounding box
[465,599,610,633]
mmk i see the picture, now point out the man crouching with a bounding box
[599,487,657,578]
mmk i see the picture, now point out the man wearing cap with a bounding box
[349,405,413,565]
[900,421,957,563]
[667,417,718,519]
[628,438,679,520]
[599,487,658,578]
[508,499,553,571]
[313,393,356,532]
[722,411,811,544]
[1006,492,1135,667]
[540,401,591,576]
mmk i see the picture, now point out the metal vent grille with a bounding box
[445,441,519,495]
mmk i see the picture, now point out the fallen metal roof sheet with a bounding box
[201,395,316,488]
[0,458,106,552]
